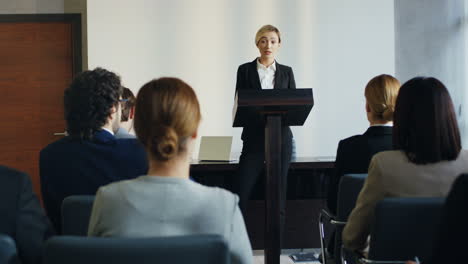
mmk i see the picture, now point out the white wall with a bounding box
[87,0,395,158]
[395,0,467,147]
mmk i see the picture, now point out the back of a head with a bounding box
[134,77,201,162]
[364,74,400,122]
[393,77,461,164]
[121,87,136,122]
[64,68,122,139]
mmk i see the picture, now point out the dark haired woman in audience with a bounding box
[88,77,253,264]
[342,77,468,254]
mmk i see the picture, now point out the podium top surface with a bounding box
[232,88,314,127]
[235,88,313,106]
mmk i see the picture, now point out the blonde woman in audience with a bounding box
[88,77,253,264]
[343,77,468,255]
[328,74,400,215]
[326,74,399,259]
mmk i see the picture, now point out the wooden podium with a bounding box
[233,89,314,264]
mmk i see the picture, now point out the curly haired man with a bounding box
[40,68,148,232]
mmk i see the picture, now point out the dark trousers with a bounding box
[233,135,292,245]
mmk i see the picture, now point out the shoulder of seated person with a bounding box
[0,166,27,185]
[96,178,135,195]
[115,138,139,144]
[371,150,402,161]
[0,165,24,176]
[339,134,365,146]
[192,183,238,202]
[41,136,71,151]
[114,138,145,150]
[193,182,234,195]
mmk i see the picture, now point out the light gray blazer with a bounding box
[114,127,136,139]
[88,176,252,264]
[343,149,468,252]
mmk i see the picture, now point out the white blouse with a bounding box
[256,59,276,89]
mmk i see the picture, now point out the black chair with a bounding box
[43,235,229,264]
[0,234,20,264]
[345,197,444,264]
[319,174,367,264]
[61,195,95,236]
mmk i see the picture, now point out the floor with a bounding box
[253,248,321,264]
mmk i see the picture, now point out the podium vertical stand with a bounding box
[233,89,314,264]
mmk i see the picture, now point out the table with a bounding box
[191,156,334,171]
[190,156,335,249]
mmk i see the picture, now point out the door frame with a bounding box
[0,14,83,76]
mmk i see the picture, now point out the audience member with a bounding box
[406,174,468,264]
[87,77,253,264]
[40,68,148,232]
[0,166,54,264]
[327,74,400,215]
[325,74,399,259]
[115,87,136,139]
[343,77,468,254]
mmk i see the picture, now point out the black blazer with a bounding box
[40,130,148,231]
[327,126,393,214]
[0,166,54,264]
[235,59,296,152]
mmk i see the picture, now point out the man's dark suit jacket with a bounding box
[0,166,54,264]
[235,59,295,152]
[327,126,393,214]
[40,130,148,231]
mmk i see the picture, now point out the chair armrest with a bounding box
[319,209,346,264]
[320,209,346,226]
[320,209,335,220]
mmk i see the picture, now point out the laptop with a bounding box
[198,136,233,162]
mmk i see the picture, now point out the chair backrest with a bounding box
[0,234,20,264]
[43,235,229,264]
[334,173,367,263]
[61,195,95,236]
[336,174,367,221]
[368,197,444,262]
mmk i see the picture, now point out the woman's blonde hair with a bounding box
[364,74,401,122]
[255,24,281,45]
[134,77,201,161]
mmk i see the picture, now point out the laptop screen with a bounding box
[198,136,233,161]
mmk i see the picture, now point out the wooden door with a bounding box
[0,15,82,199]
